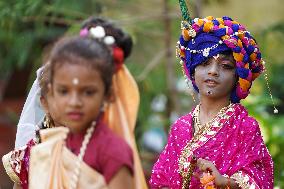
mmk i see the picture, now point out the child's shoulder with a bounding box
[93,124,134,183]
[234,103,258,122]
[173,107,195,127]
[96,123,126,142]
[233,103,260,131]
[168,111,194,136]
[95,123,132,155]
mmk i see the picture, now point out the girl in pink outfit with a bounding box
[150,1,275,188]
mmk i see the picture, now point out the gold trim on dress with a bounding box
[2,151,21,185]
[231,171,258,189]
[178,103,235,189]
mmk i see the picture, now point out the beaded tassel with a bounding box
[263,62,278,114]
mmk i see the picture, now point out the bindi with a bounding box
[213,54,220,60]
[72,78,79,85]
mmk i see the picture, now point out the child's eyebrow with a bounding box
[218,55,232,60]
[218,55,235,63]
[80,85,98,90]
[54,83,67,87]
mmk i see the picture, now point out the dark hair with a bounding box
[39,17,133,97]
[81,17,133,59]
[39,36,113,97]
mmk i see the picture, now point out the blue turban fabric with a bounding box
[185,33,231,76]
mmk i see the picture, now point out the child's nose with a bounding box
[207,61,219,76]
[69,93,83,107]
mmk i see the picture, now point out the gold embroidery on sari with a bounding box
[2,148,26,184]
[178,103,235,189]
[231,171,258,189]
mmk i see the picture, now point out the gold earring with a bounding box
[100,102,107,112]
[43,115,53,128]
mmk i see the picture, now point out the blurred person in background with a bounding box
[3,17,147,189]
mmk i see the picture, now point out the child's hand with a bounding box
[197,158,227,187]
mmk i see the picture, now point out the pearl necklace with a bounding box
[70,121,96,189]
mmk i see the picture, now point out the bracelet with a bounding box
[226,177,230,189]
[222,174,230,189]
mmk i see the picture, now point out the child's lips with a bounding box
[204,79,219,87]
[67,112,83,120]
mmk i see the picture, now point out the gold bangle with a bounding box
[226,177,230,189]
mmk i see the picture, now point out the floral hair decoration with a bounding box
[80,26,124,72]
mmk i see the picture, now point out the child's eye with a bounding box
[201,60,210,66]
[57,88,68,95]
[221,63,234,70]
[84,90,96,96]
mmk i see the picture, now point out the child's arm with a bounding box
[108,166,134,189]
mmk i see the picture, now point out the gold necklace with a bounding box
[179,103,233,189]
[194,103,232,133]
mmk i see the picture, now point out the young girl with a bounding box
[3,17,147,189]
[149,1,274,189]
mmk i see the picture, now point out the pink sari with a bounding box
[150,104,273,188]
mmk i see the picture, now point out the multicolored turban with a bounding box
[177,15,264,103]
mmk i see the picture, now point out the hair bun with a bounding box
[81,17,133,60]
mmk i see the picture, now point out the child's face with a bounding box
[47,63,106,133]
[194,53,236,100]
